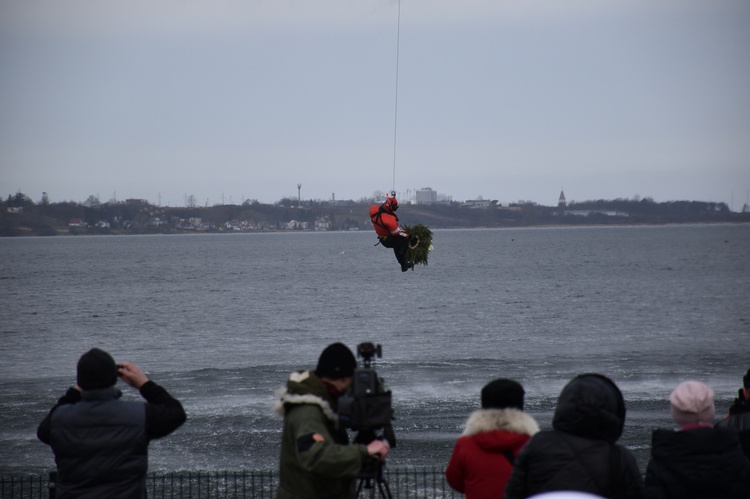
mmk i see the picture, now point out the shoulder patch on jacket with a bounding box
[297,433,325,453]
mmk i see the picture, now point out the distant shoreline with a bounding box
[3,220,748,239]
[3,197,748,237]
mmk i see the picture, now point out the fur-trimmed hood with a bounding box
[273,370,339,424]
[462,408,540,438]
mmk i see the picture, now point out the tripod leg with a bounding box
[355,478,377,499]
[377,479,393,499]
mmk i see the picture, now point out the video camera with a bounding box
[338,342,396,448]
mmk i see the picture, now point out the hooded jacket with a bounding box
[644,426,750,498]
[274,370,369,499]
[505,374,644,499]
[446,408,539,499]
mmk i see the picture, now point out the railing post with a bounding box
[47,471,57,499]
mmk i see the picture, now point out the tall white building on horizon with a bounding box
[416,187,438,204]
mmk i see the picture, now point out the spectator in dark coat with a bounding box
[715,368,750,460]
[505,373,644,499]
[644,380,750,498]
[446,378,540,498]
[37,348,186,499]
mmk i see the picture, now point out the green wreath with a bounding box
[403,224,434,266]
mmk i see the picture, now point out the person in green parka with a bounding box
[274,343,390,499]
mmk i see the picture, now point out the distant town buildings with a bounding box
[563,210,629,218]
[461,198,493,209]
[4,187,744,237]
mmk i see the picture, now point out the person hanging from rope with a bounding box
[369,191,419,272]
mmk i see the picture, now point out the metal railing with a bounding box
[1,467,463,498]
[0,474,48,499]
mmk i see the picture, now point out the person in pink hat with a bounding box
[644,380,750,498]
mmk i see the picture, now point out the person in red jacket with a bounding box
[445,379,539,499]
[369,192,417,272]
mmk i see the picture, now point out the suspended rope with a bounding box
[374,0,434,271]
[391,0,402,193]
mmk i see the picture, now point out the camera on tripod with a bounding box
[338,342,396,448]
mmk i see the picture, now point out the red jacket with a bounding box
[369,204,405,238]
[446,409,539,499]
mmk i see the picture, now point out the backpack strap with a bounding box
[371,206,399,230]
[370,207,388,230]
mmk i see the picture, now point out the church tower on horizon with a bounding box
[558,190,566,207]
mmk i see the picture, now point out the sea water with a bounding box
[1,224,749,474]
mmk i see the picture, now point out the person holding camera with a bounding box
[37,347,186,499]
[274,342,390,499]
[716,368,750,460]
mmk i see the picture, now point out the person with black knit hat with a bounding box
[716,368,750,460]
[274,342,390,499]
[446,378,540,499]
[37,348,186,499]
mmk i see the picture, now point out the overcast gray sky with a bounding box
[1,0,749,208]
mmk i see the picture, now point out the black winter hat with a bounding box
[77,348,118,390]
[481,378,525,410]
[316,343,356,379]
